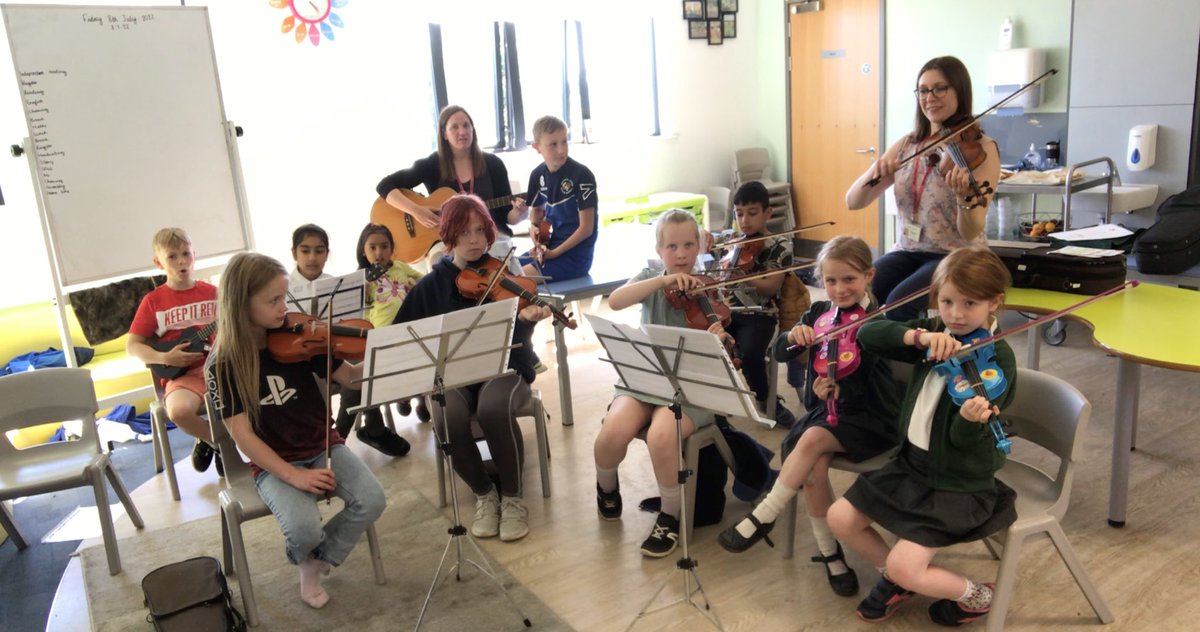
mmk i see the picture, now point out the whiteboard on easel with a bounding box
[1,4,249,286]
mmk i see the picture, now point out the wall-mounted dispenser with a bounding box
[1127,124,1158,172]
[987,48,1046,109]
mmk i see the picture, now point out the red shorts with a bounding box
[163,364,206,399]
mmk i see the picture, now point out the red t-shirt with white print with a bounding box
[129,282,218,368]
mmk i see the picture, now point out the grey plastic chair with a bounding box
[634,421,734,541]
[0,368,144,575]
[983,369,1113,630]
[205,393,386,627]
[435,388,552,507]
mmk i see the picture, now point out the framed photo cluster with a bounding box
[683,0,736,45]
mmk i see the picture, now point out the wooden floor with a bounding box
[53,296,1200,631]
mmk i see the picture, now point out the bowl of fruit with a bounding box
[1018,215,1061,240]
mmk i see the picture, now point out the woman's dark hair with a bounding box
[911,56,974,143]
[291,223,329,250]
[355,223,394,270]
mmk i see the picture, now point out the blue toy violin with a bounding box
[930,327,1011,454]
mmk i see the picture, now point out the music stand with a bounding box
[351,297,532,631]
[287,270,366,319]
[587,315,767,632]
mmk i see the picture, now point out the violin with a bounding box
[929,115,994,209]
[530,221,552,266]
[664,275,742,369]
[456,255,578,329]
[719,237,765,279]
[811,305,867,427]
[267,313,373,363]
[929,327,1011,454]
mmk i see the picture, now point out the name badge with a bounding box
[902,220,922,242]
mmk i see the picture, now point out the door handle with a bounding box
[854,147,876,154]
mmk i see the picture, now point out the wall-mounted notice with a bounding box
[2,5,249,286]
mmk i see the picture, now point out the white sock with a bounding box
[298,556,329,608]
[810,516,850,575]
[734,481,797,538]
[878,566,890,581]
[959,579,993,609]
[596,465,618,492]
[659,484,681,519]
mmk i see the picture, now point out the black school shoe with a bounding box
[811,542,859,597]
[640,512,680,558]
[357,426,411,457]
[928,583,993,626]
[398,399,413,416]
[596,484,622,520]
[717,513,775,553]
[190,439,214,472]
[213,448,225,478]
[857,577,915,622]
[415,398,431,422]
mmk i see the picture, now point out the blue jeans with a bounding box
[871,250,944,321]
[254,444,386,566]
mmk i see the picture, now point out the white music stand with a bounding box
[587,314,766,632]
[351,297,532,631]
[287,270,366,319]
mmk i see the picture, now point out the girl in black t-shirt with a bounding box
[207,252,386,610]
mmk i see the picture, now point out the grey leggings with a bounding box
[430,373,528,498]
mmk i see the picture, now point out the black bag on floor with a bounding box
[1133,185,1200,274]
[142,556,246,632]
[991,245,1126,295]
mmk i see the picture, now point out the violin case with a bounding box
[990,244,1126,295]
[1132,185,1200,275]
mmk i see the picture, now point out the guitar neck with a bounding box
[484,194,522,210]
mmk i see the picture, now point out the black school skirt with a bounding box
[843,445,1016,548]
[783,403,896,464]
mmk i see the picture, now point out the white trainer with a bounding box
[471,490,500,538]
[499,497,530,542]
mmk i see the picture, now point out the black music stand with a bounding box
[351,298,531,631]
[588,315,766,631]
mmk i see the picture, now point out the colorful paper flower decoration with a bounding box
[270,0,347,46]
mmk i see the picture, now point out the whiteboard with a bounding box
[2,4,249,286]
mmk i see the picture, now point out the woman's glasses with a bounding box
[914,84,952,99]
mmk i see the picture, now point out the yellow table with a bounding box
[1006,284,1200,527]
[600,192,707,227]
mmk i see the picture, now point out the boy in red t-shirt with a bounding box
[127,228,219,472]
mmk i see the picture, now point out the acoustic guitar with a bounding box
[147,320,217,381]
[370,188,524,264]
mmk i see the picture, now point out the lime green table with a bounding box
[1006,284,1200,527]
[600,192,707,227]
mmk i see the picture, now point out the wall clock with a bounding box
[271,0,347,46]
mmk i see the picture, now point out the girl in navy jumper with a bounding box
[392,194,551,543]
[717,236,900,597]
[828,245,1017,626]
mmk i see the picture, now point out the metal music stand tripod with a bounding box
[351,298,531,631]
[588,315,766,632]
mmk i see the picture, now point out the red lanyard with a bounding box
[457,177,475,196]
[910,157,934,217]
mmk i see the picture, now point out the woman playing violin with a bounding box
[828,245,1017,625]
[717,236,901,598]
[206,252,386,610]
[719,181,797,427]
[392,194,551,543]
[846,56,1001,322]
[593,209,730,559]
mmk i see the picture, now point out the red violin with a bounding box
[530,221,552,266]
[930,115,994,209]
[456,255,578,329]
[718,237,765,279]
[812,305,867,426]
[665,276,742,369]
[267,313,373,363]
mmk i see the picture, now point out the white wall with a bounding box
[0,0,784,308]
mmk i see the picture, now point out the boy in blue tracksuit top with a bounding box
[519,115,598,282]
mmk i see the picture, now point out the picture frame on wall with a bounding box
[720,0,738,12]
[689,20,708,39]
[705,0,720,20]
[722,13,737,39]
[683,0,703,20]
[708,19,723,45]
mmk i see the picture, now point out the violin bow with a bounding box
[786,286,932,351]
[319,276,345,503]
[713,221,837,250]
[865,68,1059,188]
[950,280,1138,359]
[684,260,819,296]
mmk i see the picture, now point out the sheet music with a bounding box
[288,270,366,320]
[359,298,519,406]
[588,314,769,426]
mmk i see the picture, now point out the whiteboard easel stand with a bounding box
[13,122,253,412]
[350,300,531,632]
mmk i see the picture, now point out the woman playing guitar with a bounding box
[374,105,525,268]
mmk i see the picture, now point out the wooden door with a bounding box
[788,0,882,248]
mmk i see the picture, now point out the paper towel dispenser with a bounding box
[987,48,1046,109]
